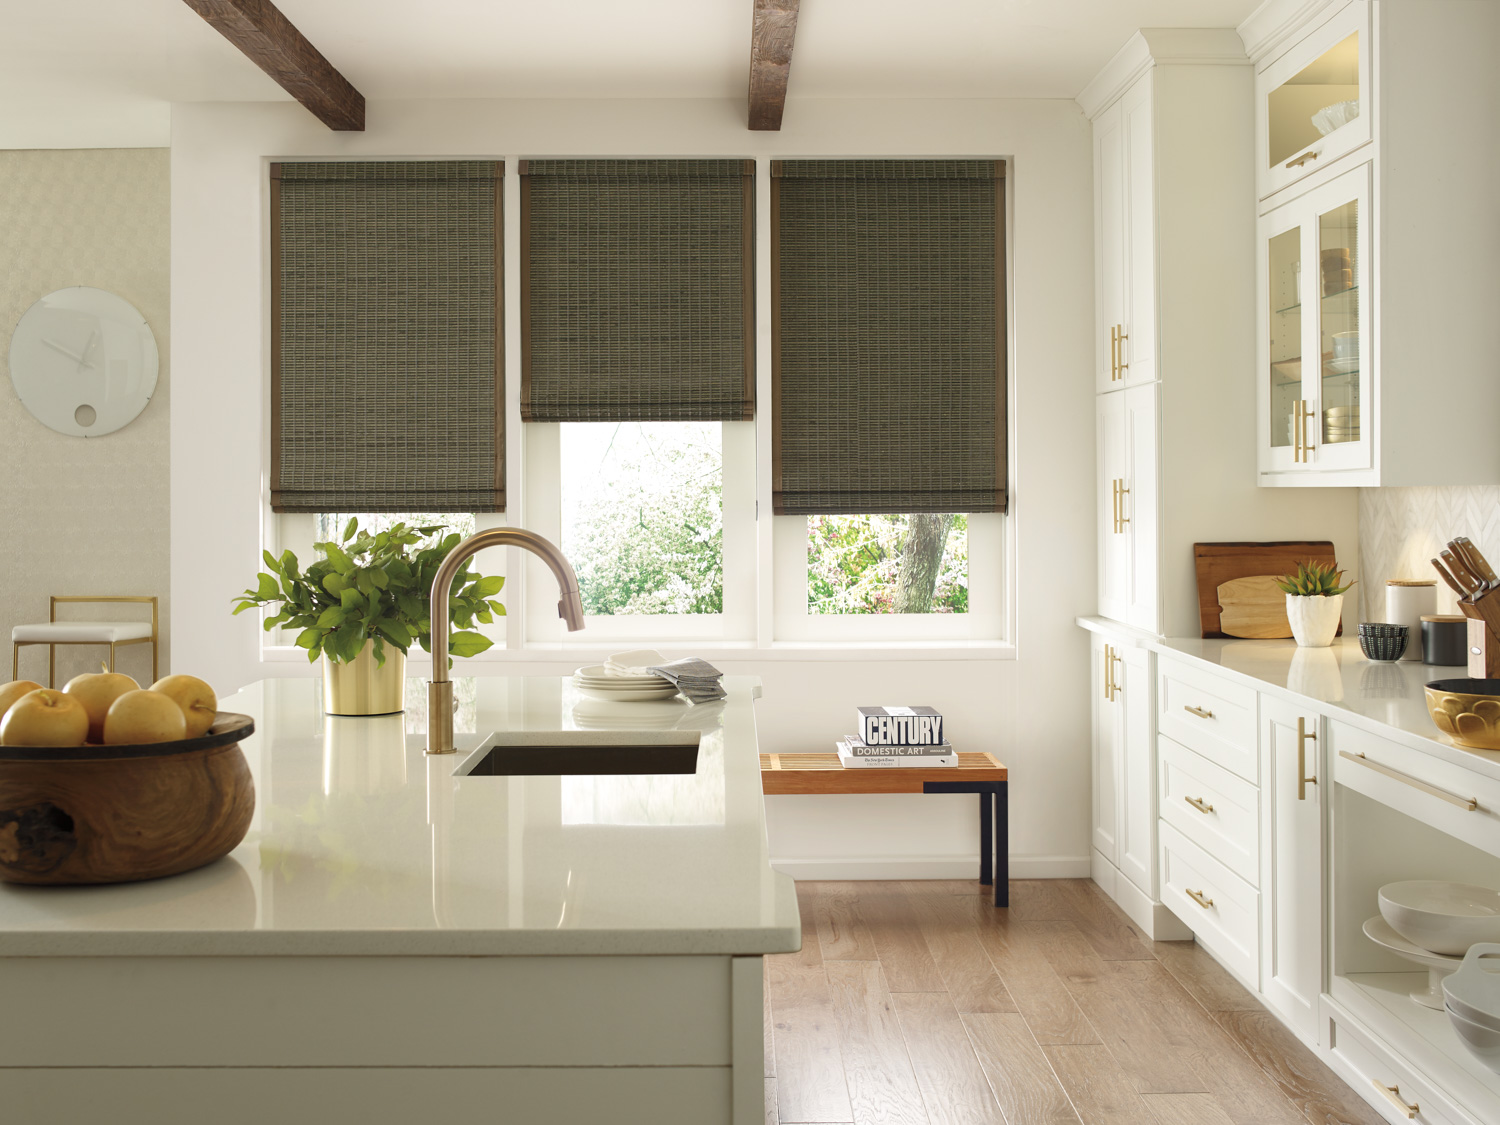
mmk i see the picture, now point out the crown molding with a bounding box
[1076,28,1248,120]
[1238,0,1351,65]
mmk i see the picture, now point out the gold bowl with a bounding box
[1425,679,1500,750]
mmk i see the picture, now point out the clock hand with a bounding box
[41,337,93,368]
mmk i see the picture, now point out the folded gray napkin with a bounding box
[648,657,727,704]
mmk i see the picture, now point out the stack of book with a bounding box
[837,705,955,768]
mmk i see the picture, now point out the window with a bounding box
[808,514,968,615]
[561,422,722,616]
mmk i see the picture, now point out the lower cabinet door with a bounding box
[1261,694,1325,1044]
[1118,644,1154,895]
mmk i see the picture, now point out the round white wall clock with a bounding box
[8,286,160,437]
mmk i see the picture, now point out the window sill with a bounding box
[261,641,1016,666]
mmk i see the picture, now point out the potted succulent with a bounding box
[232,519,504,715]
[1276,560,1355,648]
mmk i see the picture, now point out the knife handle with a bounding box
[1433,557,1470,598]
[1456,538,1499,589]
[1443,549,1482,594]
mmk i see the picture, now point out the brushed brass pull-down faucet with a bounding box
[426,528,585,755]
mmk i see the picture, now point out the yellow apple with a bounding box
[64,670,141,743]
[103,689,186,745]
[149,674,218,739]
[0,689,89,747]
[0,680,43,723]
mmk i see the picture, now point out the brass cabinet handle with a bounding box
[1104,645,1122,703]
[1293,398,1305,463]
[1184,795,1214,815]
[1116,325,1128,378]
[1183,705,1214,720]
[1110,325,1119,381]
[1302,401,1317,461]
[1117,481,1130,529]
[1297,717,1318,801]
[1339,750,1478,811]
[1186,888,1214,910]
[1285,150,1319,169]
[1111,479,1120,534]
[1371,1081,1417,1119]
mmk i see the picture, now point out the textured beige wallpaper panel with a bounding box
[0,148,170,687]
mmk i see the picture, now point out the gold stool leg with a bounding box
[151,640,157,684]
[109,643,116,674]
[11,643,17,681]
[48,644,55,689]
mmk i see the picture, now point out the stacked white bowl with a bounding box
[1376,881,1500,1072]
[1443,944,1500,1069]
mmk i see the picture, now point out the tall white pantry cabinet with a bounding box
[1081,29,1260,939]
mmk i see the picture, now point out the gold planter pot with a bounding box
[322,642,406,716]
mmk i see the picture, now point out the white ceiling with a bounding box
[1,0,1260,114]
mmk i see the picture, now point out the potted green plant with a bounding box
[232,519,504,715]
[1275,560,1355,648]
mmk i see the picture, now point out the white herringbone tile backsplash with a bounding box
[1358,486,1500,622]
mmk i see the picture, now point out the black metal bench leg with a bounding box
[979,789,993,886]
[994,782,1009,907]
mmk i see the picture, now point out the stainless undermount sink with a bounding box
[457,730,701,777]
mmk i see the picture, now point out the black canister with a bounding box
[1421,614,1469,666]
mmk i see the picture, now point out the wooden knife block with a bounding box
[1469,619,1500,678]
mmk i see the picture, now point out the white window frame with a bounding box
[771,513,1006,642]
[259,154,1016,664]
[522,420,757,645]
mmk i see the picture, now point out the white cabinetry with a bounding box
[1088,628,1186,941]
[1096,384,1158,632]
[1260,694,1325,1046]
[1093,74,1155,393]
[1247,0,1500,486]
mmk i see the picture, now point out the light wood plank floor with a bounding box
[764,879,1385,1125]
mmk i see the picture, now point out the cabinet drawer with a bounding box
[1325,1006,1473,1125]
[1330,722,1500,858]
[1158,820,1259,987]
[1158,735,1260,887]
[1158,659,1258,783]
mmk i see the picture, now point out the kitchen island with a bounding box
[0,675,798,1124]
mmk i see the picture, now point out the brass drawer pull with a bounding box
[1285,150,1319,169]
[1297,717,1318,801]
[1339,751,1478,811]
[1186,888,1214,910]
[1371,1081,1417,1119]
[1184,795,1214,815]
[1183,705,1214,720]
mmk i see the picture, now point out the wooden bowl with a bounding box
[1425,680,1500,751]
[0,713,256,885]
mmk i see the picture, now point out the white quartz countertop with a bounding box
[1078,617,1500,783]
[0,676,800,957]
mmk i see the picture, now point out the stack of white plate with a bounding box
[572,664,679,702]
[1443,943,1500,1072]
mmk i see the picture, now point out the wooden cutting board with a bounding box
[1217,575,1292,639]
[1195,541,1339,638]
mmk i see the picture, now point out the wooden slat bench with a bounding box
[759,751,1009,906]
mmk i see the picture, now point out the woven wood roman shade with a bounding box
[771,159,1007,515]
[520,159,755,422]
[270,161,503,513]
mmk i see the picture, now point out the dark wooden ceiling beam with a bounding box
[181,0,365,131]
[748,0,799,131]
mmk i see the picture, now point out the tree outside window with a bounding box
[808,514,968,614]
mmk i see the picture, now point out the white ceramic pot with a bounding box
[1286,593,1343,648]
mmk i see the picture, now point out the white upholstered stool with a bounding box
[12,596,159,687]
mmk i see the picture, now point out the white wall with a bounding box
[170,97,1096,877]
[0,148,171,688]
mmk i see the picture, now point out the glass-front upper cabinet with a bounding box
[1259,162,1371,481]
[1256,2,1370,200]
